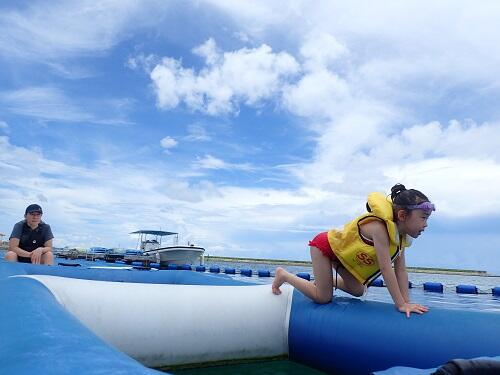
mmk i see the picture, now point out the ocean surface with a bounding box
[204,258,500,290]
[202,259,500,314]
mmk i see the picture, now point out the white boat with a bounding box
[130,230,205,266]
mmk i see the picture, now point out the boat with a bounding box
[86,246,108,260]
[130,230,205,266]
[55,246,87,259]
[122,248,156,264]
[103,248,126,263]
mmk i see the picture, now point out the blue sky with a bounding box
[1,1,500,273]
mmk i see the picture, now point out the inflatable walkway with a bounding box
[1,261,499,374]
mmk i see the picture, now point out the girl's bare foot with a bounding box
[272,267,287,295]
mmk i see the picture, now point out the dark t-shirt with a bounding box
[10,220,54,252]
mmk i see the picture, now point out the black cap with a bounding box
[25,204,43,215]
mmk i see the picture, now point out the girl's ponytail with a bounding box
[390,183,407,202]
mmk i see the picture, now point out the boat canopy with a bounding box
[130,230,178,236]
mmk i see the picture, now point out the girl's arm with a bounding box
[394,251,410,303]
[366,221,406,309]
[362,221,428,317]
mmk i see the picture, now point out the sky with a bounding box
[1,1,500,274]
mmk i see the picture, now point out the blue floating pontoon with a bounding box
[0,260,499,374]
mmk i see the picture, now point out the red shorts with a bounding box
[309,232,338,261]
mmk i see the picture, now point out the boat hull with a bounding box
[146,246,205,265]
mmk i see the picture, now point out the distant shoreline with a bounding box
[204,255,491,276]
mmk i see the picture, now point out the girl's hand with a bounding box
[397,302,429,318]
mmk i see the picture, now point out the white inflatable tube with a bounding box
[25,275,294,368]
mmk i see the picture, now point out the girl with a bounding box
[272,184,433,317]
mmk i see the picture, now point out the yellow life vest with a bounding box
[327,192,412,285]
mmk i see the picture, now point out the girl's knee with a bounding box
[315,291,333,304]
[351,287,365,297]
[347,283,365,297]
[315,296,332,304]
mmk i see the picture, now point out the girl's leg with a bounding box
[272,247,334,304]
[332,264,365,297]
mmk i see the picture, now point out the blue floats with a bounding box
[456,284,478,294]
[424,282,444,293]
[167,264,178,270]
[209,266,220,273]
[370,279,384,287]
[296,272,310,281]
[493,287,500,296]
[224,267,236,275]
[150,262,160,268]
[180,264,192,271]
[258,270,271,277]
[240,268,252,277]
[195,266,206,272]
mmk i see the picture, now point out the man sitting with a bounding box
[4,204,54,265]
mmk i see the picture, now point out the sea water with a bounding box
[203,259,500,313]
[170,359,325,374]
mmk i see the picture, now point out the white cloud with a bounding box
[202,0,304,36]
[0,87,92,122]
[207,1,500,99]
[300,30,349,71]
[282,69,351,119]
[384,157,500,218]
[193,154,255,171]
[0,121,8,131]
[126,53,159,73]
[160,136,178,149]
[0,86,133,125]
[192,38,220,66]
[150,39,300,115]
[185,123,212,142]
[194,2,500,221]
[288,119,500,219]
[0,0,169,60]
[143,3,500,223]
[0,136,315,254]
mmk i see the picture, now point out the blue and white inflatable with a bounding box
[1,261,499,374]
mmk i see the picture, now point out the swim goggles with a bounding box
[405,202,436,213]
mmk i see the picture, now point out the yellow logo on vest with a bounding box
[355,251,375,266]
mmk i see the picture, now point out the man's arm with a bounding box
[40,238,53,253]
[30,238,54,264]
[8,238,32,258]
